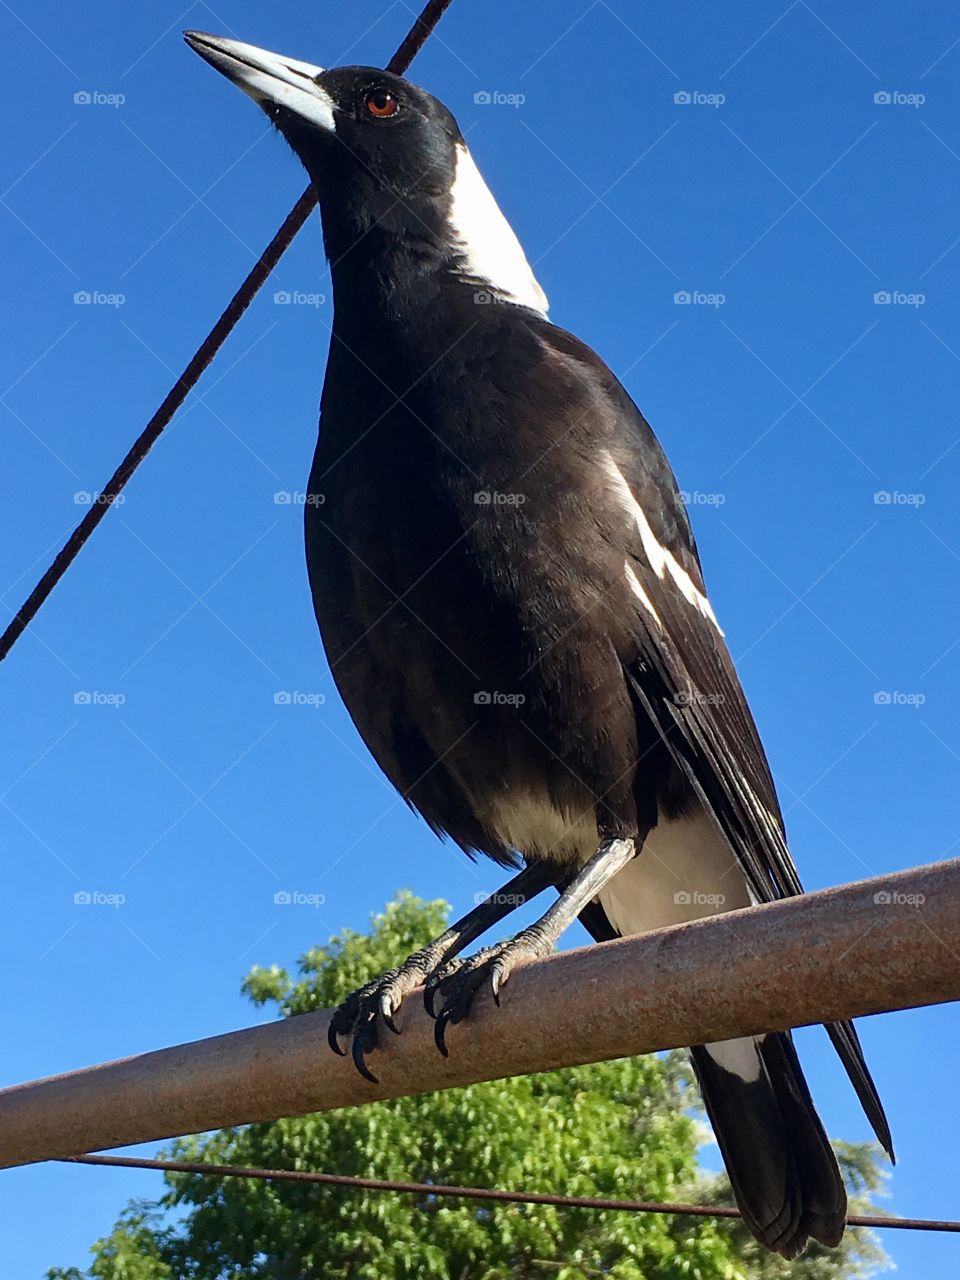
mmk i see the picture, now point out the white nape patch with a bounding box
[702,1037,763,1083]
[201,36,334,131]
[447,144,549,316]
[601,452,722,634]
[624,561,661,627]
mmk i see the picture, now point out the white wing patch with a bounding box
[601,452,722,634]
[702,1037,764,1083]
[624,561,661,626]
[447,144,549,316]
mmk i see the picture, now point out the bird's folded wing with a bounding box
[599,436,799,906]
[603,438,892,1156]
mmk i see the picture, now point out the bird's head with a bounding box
[184,32,547,315]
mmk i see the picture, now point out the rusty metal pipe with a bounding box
[2,859,958,1170]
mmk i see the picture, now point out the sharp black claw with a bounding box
[332,946,504,1072]
[352,1033,379,1084]
[434,1009,451,1056]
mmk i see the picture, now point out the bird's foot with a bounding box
[327,948,443,1083]
[426,927,551,1056]
[326,863,560,1082]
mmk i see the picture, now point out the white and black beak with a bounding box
[184,31,336,133]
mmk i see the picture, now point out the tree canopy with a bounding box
[48,893,889,1279]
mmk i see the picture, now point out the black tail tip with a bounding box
[763,1209,845,1260]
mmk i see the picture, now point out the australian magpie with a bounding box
[185,31,893,1257]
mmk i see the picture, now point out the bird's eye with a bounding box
[364,88,400,119]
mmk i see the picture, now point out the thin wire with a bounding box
[61,1153,960,1234]
[386,0,456,75]
[0,187,315,663]
[0,0,457,665]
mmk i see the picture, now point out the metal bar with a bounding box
[2,859,958,1170]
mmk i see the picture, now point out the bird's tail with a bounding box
[690,1032,846,1259]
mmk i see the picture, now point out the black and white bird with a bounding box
[185,31,893,1257]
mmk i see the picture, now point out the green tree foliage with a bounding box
[48,893,889,1280]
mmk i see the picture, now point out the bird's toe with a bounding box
[327,954,441,1076]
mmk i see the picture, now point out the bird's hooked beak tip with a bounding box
[183,30,334,133]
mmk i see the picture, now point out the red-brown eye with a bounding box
[364,88,400,119]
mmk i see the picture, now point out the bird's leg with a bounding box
[430,837,636,1055]
[328,860,556,1081]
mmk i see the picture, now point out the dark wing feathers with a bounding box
[547,327,893,1157]
[825,1019,894,1160]
[623,608,893,1157]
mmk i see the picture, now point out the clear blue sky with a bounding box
[3,1,959,1274]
